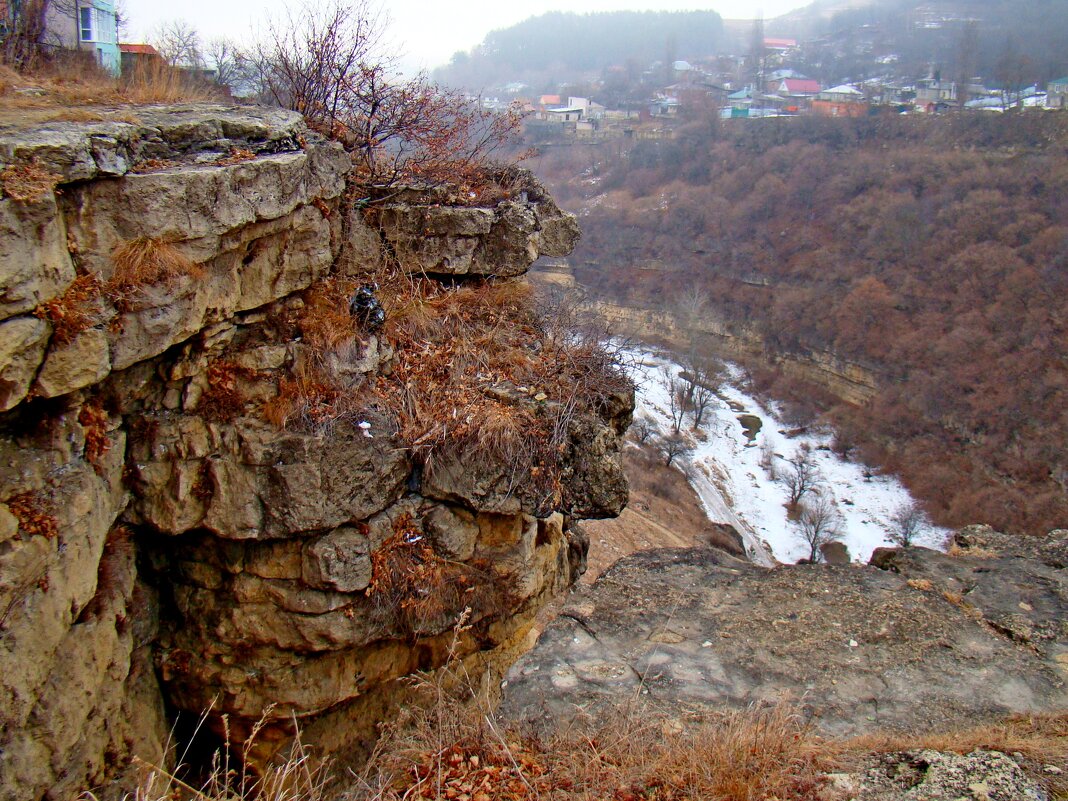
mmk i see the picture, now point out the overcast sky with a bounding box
[123,0,808,73]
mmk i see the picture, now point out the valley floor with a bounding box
[626,346,949,565]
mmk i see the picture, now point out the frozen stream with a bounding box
[628,347,949,564]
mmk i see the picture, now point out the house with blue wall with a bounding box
[41,0,121,74]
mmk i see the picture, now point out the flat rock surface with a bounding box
[500,543,1068,737]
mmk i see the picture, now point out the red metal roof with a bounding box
[119,43,159,55]
[781,78,821,94]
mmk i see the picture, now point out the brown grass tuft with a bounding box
[362,694,827,801]
[109,237,203,293]
[0,162,61,201]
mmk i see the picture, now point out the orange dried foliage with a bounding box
[0,162,61,202]
[109,237,203,294]
[130,158,178,174]
[78,400,111,472]
[216,147,256,166]
[368,513,515,638]
[262,365,355,430]
[196,361,254,423]
[7,492,59,539]
[34,273,107,345]
[298,278,360,351]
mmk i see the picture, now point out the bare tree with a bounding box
[796,496,842,562]
[663,369,686,434]
[782,444,820,508]
[657,432,695,468]
[152,19,204,68]
[759,438,778,480]
[955,20,979,111]
[631,416,657,445]
[1,0,49,68]
[205,37,244,89]
[887,500,930,547]
[680,352,722,430]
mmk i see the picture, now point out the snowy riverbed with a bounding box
[627,346,949,565]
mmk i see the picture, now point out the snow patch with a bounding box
[627,346,949,565]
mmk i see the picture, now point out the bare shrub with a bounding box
[657,432,695,468]
[631,416,657,444]
[759,437,778,480]
[248,0,526,193]
[795,496,843,562]
[887,499,932,547]
[782,443,820,509]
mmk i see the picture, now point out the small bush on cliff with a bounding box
[247,0,526,195]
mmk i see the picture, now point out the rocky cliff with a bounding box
[0,104,632,800]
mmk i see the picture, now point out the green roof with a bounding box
[1050,77,1068,86]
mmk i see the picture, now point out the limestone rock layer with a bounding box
[0,104,623,800]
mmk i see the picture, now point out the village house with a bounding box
[39,0,121,73]
[813,84,867,116]
[915,75,957,110]
[118,42,160,74]
[1048,77,1068,110]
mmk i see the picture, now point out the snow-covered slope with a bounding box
[629,347,948,564]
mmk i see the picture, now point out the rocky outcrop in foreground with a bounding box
[501,527,1068,736]
[0,105,629,800]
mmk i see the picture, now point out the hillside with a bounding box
[533,111,1068,537]
[769,0,1068,87]
[432,10,726,93]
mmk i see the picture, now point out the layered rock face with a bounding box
[501,528,1068,736]
[0,105,629,799]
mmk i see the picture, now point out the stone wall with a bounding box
[0,105,629,799]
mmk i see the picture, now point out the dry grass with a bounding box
[109,237,203,294]
[367,515,517,639]
[358,688,828,800]
[0,58,223,120]
[262,365,360,430]
[265,266,631,513]
[0,162,62,201]
[98,705,333,801]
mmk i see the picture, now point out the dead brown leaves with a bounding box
[78,400,111,473]
[368,513,514,638]
[6,492,59,540]
[33,273,106,345]
[0,162,61,202]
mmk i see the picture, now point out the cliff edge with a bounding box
[0,104,633,800]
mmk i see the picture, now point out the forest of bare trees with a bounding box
[535,112,1068,536]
